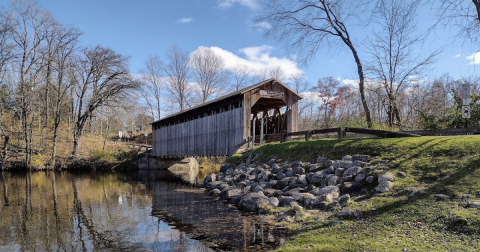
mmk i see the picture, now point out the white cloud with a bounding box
[455,53,462,58]
[177,18,194,24]
[218,0,258,9]
[192,45,304,83]
[252,21,271,30]
[467,52,480,64]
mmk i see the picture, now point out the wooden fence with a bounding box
[247,127,480,147]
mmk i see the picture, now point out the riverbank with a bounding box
[203,136,480,251]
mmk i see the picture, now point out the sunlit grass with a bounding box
[230,136,480,251]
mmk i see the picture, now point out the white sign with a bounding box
[118,131,123,138]
[461,83,471,99]
[463,98,471,106]
[462,105,471,119]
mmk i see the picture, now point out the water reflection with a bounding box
[0,171,286,251]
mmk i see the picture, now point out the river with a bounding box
[0,171,287,252]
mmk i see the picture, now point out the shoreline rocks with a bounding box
[202,153,399,215]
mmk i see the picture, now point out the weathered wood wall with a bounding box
[153,107,244,157]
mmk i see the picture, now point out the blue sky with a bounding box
[7,0,480,87]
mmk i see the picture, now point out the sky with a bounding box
[2,0,480,89]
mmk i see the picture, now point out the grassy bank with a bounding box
[231,136,480,251]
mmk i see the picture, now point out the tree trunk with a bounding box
[103,113,110,150]
[72,126,82,157]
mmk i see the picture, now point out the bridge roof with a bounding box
[152,78,302,125]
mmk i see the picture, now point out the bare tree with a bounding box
[49,24,81,168]
[232,64,252,91]
[436,0,480,41]
[71,46,138,156]
[163,45,191,112]
[366,0,438,127]
[256,0,373,127]
[3,0,54,167]
[140,54,163,120]
[0,16,14,85]
[268,66,286,83]
[190,47,229,103]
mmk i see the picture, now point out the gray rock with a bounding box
[338,194,350,206]
[366,176,374,183]
[344,166,363,177]
[276,172,286,180]
[328,175,338,186]
[283,187,305,197]
[205,181,227,192]
[298,175,307,184]
[336,209,356,218]
[294,167,306,175]
[362,167,372,175]
[269,197,279,207]
[434,194,450,201]
[238,192,270,212]
[278,196,296,207]
[335,168,345,176]
[319,185,340,195]
[376,181,394,192]
[397,172,406,178]
[228,195,242,205]
[317,194,334,203]
[253,185,264,193]
[291,161,304,168]
[342,155,352,161]
[308,164,319,172]
[352,154,370,162]
[317,157,333,168]
[354,174,366,182]
[220,188,243,200]
[324,166,335,174]
[285,171,296,177]
[220,163,235,173]
[306,172,324,185]
[470,202,480,208]
[308,201,328,210]
[378,172,394,183]
[342,182,363,193]
[203,173,216,185]
[275,177,294,189]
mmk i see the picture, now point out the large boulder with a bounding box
[238,192,270,212]
[167,157,200,184]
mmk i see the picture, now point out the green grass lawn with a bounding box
[232,136,480,251]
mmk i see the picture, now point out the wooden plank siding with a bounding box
[152,78,301,157]
[153,107,244,157]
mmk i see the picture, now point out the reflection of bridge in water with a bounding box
[130,170,286,251]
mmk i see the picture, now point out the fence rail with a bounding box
[246,127,480,147]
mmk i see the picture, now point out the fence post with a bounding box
[252,117,256,149]
[260,117,264,147]
[305,131,312,141]
[338,128,342,139]
[280,133,286,143]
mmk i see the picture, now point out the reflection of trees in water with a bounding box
[0,171,284,251]
[141,171,284,252]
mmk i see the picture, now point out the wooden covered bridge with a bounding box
[151,78,302,157]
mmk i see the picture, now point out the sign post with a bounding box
[461,84,471,128]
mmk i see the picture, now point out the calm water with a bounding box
[0,171,286,252]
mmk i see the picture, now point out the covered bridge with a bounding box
[151,78,302,157]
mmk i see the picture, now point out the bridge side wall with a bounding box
[153,107,244,157]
